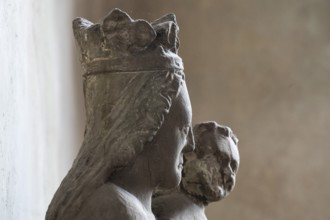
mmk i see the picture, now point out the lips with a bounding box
[223,175,234,191]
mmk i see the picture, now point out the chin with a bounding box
[205,186,226,202]
[218,188,231,201]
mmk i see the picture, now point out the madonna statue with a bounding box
[46,9,194,220]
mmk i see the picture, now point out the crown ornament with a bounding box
[73,8,183,75]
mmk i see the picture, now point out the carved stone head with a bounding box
[182,122,239,204]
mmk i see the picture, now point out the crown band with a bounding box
[84,49,183,75]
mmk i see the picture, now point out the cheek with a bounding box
[206,158,221,173]
[162,129,184,165]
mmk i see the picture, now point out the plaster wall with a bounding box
[0,1,83,219]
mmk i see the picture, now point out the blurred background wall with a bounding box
[1,0,330,219]
[0,1,83,219]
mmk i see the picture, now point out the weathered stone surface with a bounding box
[46,9,194,220]
[153,121,239,220]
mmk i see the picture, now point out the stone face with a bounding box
[45,9,194,220]
[153,121,239,220]
[184,122,239,203]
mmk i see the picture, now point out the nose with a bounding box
[223,174,235,192]
[183,126,195,153]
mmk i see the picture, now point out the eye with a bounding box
[182,125,190,136]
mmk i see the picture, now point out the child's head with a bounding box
[182,121,240,204]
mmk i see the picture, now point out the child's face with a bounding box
[213,136,240,199]
[182,135,240,203]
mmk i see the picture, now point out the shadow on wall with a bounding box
[72,0,330,219]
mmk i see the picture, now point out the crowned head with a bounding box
[46,9,190,220]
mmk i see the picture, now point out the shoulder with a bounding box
[76,183,152,220]
[153,191,206,220]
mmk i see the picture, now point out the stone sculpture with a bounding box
[45,9,195,220]
[152,122,239,220]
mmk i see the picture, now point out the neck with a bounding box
[180,184,207,208]
[109,156,155,212]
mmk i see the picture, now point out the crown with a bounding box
[73,8,184,75]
